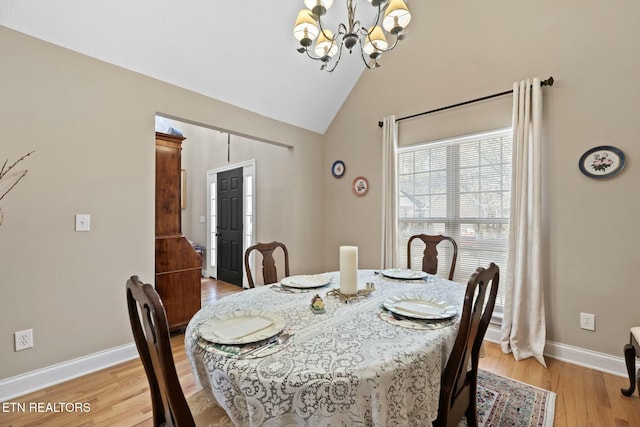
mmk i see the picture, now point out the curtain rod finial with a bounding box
[542,76,554,86]
[378,121,384,128]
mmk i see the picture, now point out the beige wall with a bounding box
[0,26,324,380]
[322,0,640,357]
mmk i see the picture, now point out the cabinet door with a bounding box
[155,133,184,237]
[155,270,201,329]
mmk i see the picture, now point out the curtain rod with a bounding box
[378,76,554,128]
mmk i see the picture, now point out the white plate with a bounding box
[198,310,285,345]
[380,268,428,280]
[280,274,331,289]
[383,295,457,320]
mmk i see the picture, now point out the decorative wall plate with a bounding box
[331,160,345,178]
[352,176,369,196]
[579,146,625,179]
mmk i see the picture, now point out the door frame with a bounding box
[205,159,255,288]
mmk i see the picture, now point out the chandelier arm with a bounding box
[337,22,348,36]
[356,38,379,70]
[378,32,400,53]
[315,16,341,39]
[352,19,362,34]
[362,31,401,57]
[299,33,346,71]
[307,21,348,65]
[303,46,327,62]
[357,2,383,38]
[322,39,348,72]
[371,3,383,29]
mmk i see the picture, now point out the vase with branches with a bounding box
[0,151,35,226]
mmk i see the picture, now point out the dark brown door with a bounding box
[216,168,243,286]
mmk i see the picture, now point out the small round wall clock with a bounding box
[578,145,625,179]
[352,176,369,197]
[331,160,345,178]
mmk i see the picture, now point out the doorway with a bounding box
[206,160,255,287]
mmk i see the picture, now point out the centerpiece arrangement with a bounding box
[326,246,376,302]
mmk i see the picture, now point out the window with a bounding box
[397,128,511,305]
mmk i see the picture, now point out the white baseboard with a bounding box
[0,329,631,402]
[0,343,138,402]
[485,324,628,378]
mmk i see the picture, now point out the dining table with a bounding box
[185,269,467,427]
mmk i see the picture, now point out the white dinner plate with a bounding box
[380,268,428,280]
[383,295,457,320]
[280,274,332,289]
[198,310,285,345]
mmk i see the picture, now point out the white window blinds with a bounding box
[397,128,511,305]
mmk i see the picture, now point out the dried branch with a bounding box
[0,151,35,203]
[0,170,28,202]
[0,150,35,180]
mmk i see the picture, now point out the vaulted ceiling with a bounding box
[0,0,374,134]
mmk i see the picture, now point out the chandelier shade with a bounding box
[363,26,388,58]
[293,0,411,72]
[294,9,320,46]
[304,0,334,16]
[315,30,339,58]
[383,0,411,33]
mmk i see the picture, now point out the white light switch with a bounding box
[75,214,91,231]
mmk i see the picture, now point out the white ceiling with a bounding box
[0,0,370,134]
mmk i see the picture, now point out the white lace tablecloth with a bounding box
[185,270,466,427]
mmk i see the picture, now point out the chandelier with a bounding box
[293,0,412,72]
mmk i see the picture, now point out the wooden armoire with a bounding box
[155,131,202,331]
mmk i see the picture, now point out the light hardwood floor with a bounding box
[1,279,639,427]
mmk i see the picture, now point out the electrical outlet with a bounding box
[580,312,595,331]
[15,329,34,351]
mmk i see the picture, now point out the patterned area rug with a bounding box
[457,370,556,427]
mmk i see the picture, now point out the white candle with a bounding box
[339,246,358,295]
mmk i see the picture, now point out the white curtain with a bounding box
[381,116,398,269]
[500,78,547,367]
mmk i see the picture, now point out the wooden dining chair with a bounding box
[126,276,233,427]
[621,326,640,398]
[433,263,499,427]
[244,241,290,288]
[407,234,458,280]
